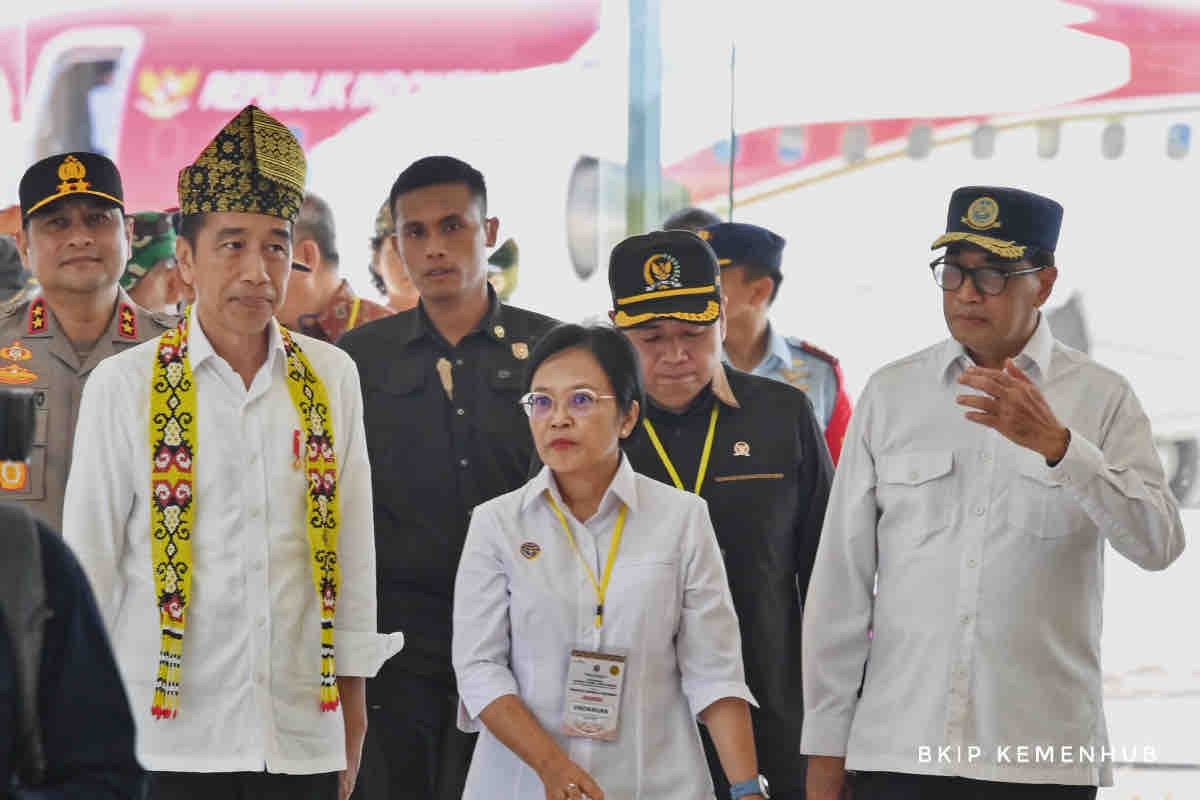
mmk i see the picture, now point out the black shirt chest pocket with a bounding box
[476,361,529,438]
[363,362,430,463]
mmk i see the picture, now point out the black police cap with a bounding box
[699,222,786,275]
[19,152,124,221]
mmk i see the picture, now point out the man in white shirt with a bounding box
[802,186,1185,800]
[62,104,401,800]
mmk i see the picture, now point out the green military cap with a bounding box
[121,211,177,289]
[177,105,306,222]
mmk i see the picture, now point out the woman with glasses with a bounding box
[452,323,766,800]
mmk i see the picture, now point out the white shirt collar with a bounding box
[186,304,287,371]
[522,452,640,517]
[938,313,1055,384]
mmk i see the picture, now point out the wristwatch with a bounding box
[729,774,770,799]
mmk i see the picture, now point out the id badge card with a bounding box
[561,648,628,741]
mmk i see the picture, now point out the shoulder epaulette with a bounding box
[788,337,839,366]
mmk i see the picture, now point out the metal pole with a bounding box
[727,42,736,221]
[626,0,662,235]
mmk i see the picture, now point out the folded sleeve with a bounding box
[676,496,757,719]
[452,503,520,730]
[1046,382,1185,571]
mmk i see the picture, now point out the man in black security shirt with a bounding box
[608,230,834,800]
[339,156,557,800]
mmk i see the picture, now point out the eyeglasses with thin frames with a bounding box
[519,388,617,420]
[930,257,1045,297]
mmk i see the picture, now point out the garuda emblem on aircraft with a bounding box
[135,68,201,120]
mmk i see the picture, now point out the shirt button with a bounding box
[455,359,464,367]
[456,408,465,416]
[908,470,919,481]
[973,506,985,516]
[459,458,469,468]
[968,559,977,568]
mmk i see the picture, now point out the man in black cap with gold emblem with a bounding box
[338,155,559,800]
[62,105,401,800]
[0,151,177,530]
[702,222,853,464]
[802,187,1184,800]
[608,229,834,800]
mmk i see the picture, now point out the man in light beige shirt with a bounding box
[802,187,1185,800]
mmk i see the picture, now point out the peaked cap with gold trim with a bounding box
[19,152,124,220]
[931,186,1062,260]
[178,105,306,222]
[609,230,722,328]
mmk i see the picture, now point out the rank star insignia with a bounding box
[28,299,47,334]
[733,441,751,457]
[119,304,138,339]
[0,340,32,362]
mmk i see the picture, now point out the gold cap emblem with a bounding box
[642,253,683,292]
[56,155,91,194]
[963,196,1001,231]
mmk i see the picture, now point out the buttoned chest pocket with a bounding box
[364,365,428,461]
[876,452,954,545]
[1007,460,1078,539]
[476,362,529,437]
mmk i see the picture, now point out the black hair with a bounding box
[525,324,644,418]
[295,192,339,267]
[661,206,721,232]
[388,156,487,221]
[177,213,206,249]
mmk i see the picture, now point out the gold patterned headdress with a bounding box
[177,105,306,222]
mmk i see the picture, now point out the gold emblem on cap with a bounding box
[512,342,529,360]
[56,155,91,194]
[493,324,506,339]
[962,196,1002,231]
[642,253,683,293]
[697,229,712,241]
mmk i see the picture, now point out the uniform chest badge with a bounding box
[519,541,541,560]
[28,299,47,334]
[0,363,38,385]
[733,441,751,457]
[118,303,138,339]
[512,342,529,360]
[0,340,32,362]
[0,461,29,491]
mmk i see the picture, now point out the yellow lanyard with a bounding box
[546,491,628,629]
[641,404,720,494]
[346,296,362,330]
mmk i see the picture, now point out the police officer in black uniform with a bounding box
[608,230,834,800]
[339,156,558,800]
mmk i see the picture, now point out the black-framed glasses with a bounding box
[519,389,616,420]
[930,257,1045,296]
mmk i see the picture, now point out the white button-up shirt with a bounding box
[63,311,403,774]
[801,317,1185,787]
[453,455,755,799]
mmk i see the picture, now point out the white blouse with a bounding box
[453,454,755,799]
